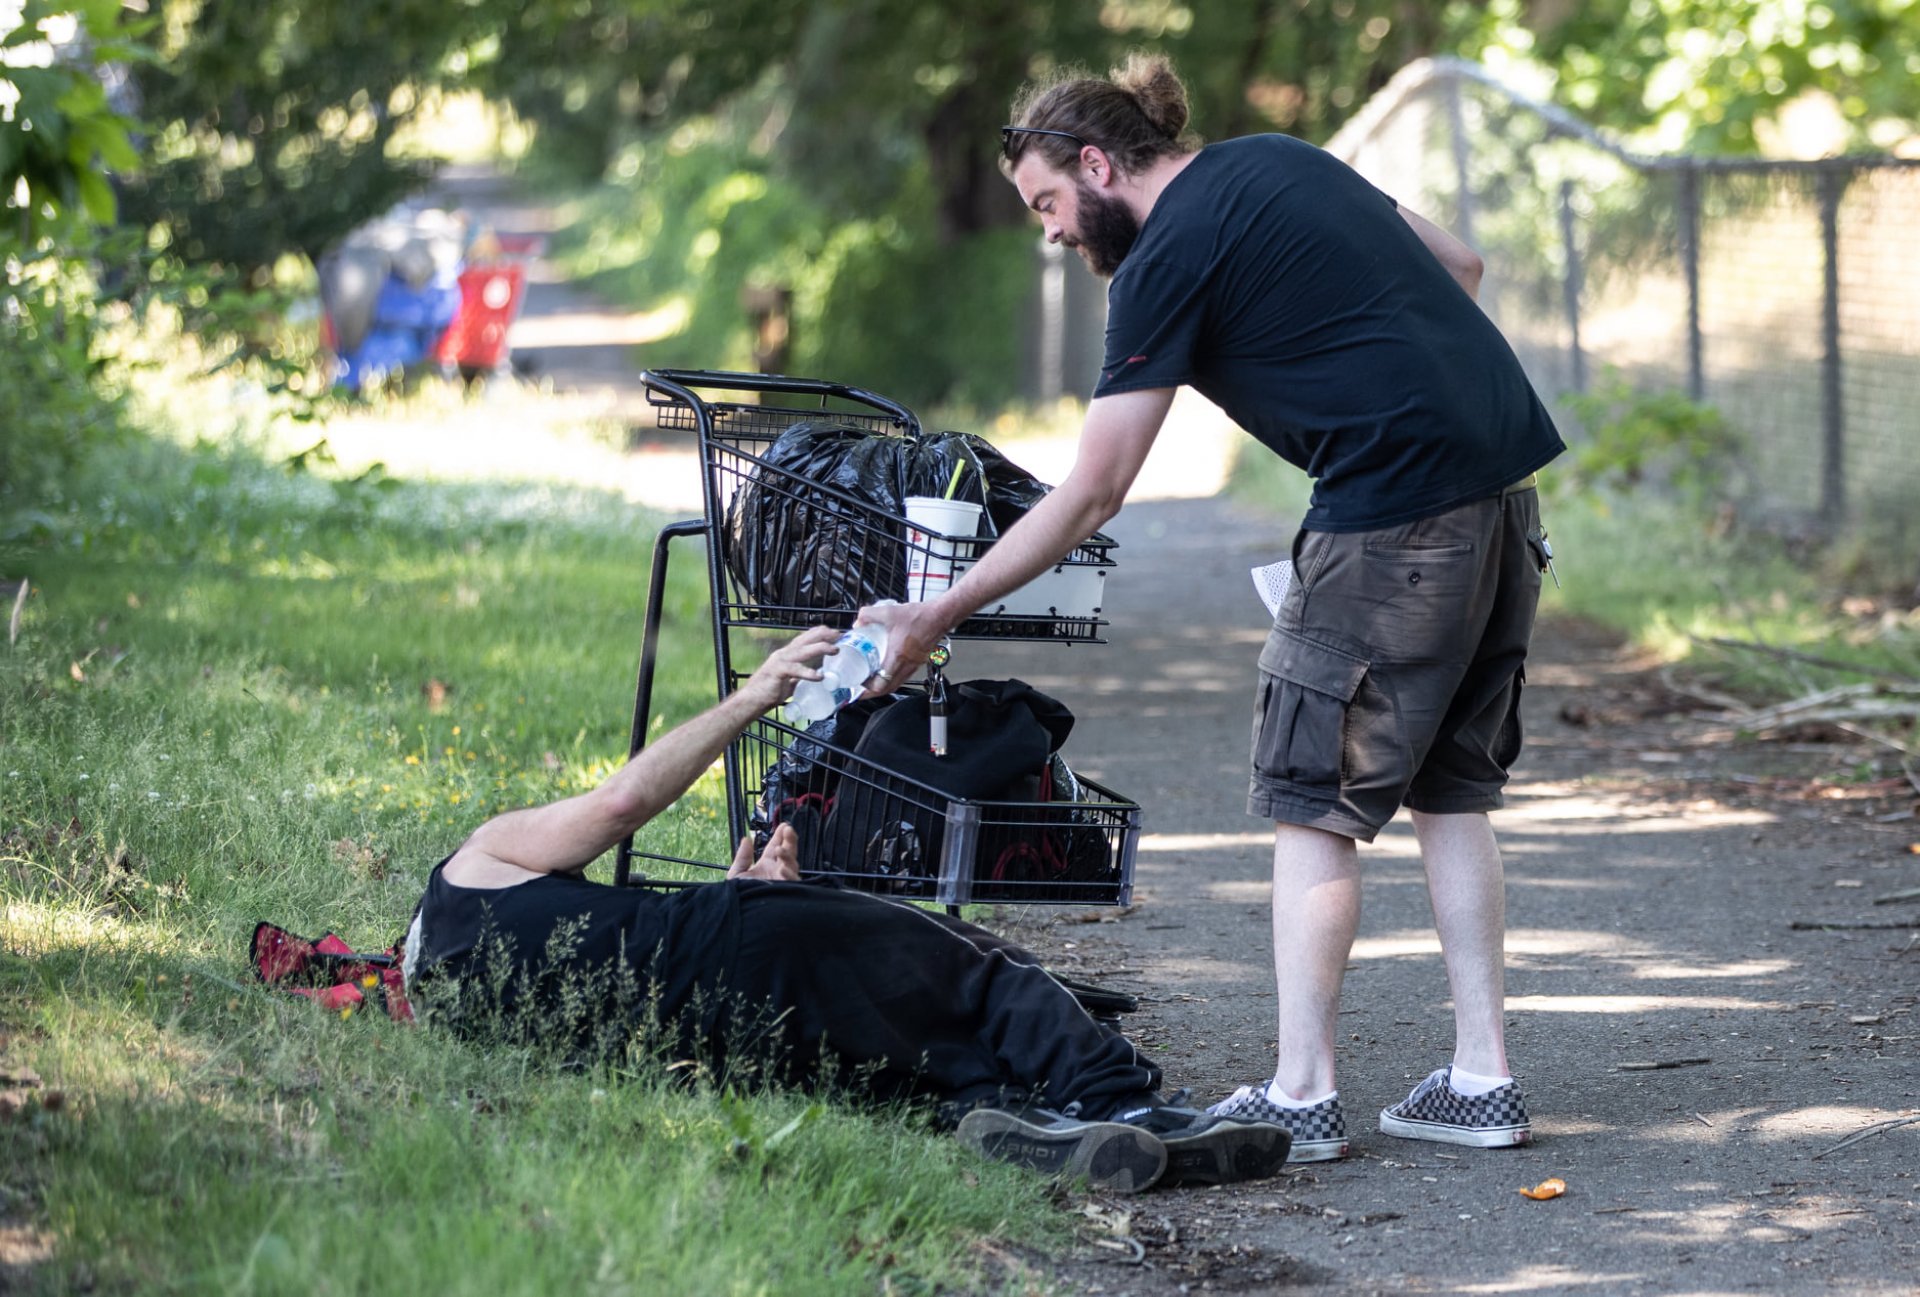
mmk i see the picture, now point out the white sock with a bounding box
[1447,1066,1512,1096]
[1264,1079,1337,1109]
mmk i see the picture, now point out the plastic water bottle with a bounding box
[785,624,890,725]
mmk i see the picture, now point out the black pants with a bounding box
[716,882,1161,1122]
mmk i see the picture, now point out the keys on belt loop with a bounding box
[1526,524,1560,588]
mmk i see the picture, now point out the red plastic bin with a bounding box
[435,234,543,375]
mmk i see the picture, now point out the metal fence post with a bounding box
[1445,70,1476,248]
[1816,166,1847,527]
[1558,180,1586,393]
[1676,163,1704,402]
[1037,238,1066,403]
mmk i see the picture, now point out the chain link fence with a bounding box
[1328,57,1920,549]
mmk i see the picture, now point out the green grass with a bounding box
[1,430,1064,1294]
[1226,441,1920,706]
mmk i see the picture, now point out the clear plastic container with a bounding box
[785,624,890,724]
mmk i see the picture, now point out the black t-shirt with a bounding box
[1095,134,1565,532]
[407,860,740,1042]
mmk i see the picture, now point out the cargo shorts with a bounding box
[1247,483,1547,841]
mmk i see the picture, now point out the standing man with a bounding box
[859,53,1564,1162]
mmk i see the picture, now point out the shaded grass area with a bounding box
[1226,443,1920,704]
[1,433,1061,1293]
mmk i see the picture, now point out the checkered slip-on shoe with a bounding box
[1378,1067,1533,1149]
[955,1107,1168,1194]
[1204,1085,1349,1162]
[1112,1104,1294,1187]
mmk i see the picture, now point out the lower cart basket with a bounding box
[736,715,1139,907]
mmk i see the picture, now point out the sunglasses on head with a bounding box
[1000,125,1090,159]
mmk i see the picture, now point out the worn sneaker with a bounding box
[1112,1102,1294,1186]
[1206,1085,1349,1163]
[1379,1067,1532,1148]
[955,1107,1168,1194]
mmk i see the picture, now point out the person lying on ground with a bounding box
[399,626,1292,1193]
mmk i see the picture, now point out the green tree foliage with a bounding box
[115,0,491,282]
[1456,0,1920,152]
[482,1,1479,237]
[1,0,144,235]
[2,0,147,516]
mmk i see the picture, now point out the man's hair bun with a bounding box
[1002,50,1199,177]
[1112,52,1189,140]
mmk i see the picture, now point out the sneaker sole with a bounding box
[1378,1110,1533,1148]
[1159,1119,1294,1186]
[956,1110,1167,1194]
[1285,1135,1351,1163]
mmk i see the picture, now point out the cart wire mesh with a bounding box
[645,371,1116,643]
[735,712,1139,907]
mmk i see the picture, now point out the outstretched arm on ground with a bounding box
[858,387,1175,687]
[447,626,839,884]
[1397,205,1484,300]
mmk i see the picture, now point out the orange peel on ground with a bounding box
[1518,1178,1567,1200]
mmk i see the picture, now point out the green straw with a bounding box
[943,460,967,499]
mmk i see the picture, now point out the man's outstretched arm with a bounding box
[858,386,1175,688]
[449,626,838,883]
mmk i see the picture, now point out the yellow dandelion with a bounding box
[452,726,461,736]
[405,755,420,766]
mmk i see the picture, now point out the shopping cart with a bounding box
[614,369,1138,908]
[435,233,544,381]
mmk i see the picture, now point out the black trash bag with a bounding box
[900,433,991,516]
[722,423,1111,614]
[911,432,1115,546]
[723,422,913,612]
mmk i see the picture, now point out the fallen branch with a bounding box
[1694,635,1920,686]
[1657,663,1749,713]
[1689,684,1920,754]
[1874,887,1920,906]
[1789,919,1920,931]
[1087,1237,1146,1265]
[1616,1058,1711,1071]
[1811,1114,1920,1160]
[1735,686,1920,731]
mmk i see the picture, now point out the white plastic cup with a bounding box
[903,496,983,603]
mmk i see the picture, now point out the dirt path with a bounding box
[957,492,1919,1295]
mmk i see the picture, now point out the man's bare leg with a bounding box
[1270,822,1362,1099]
[1408,809,1510,1078]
